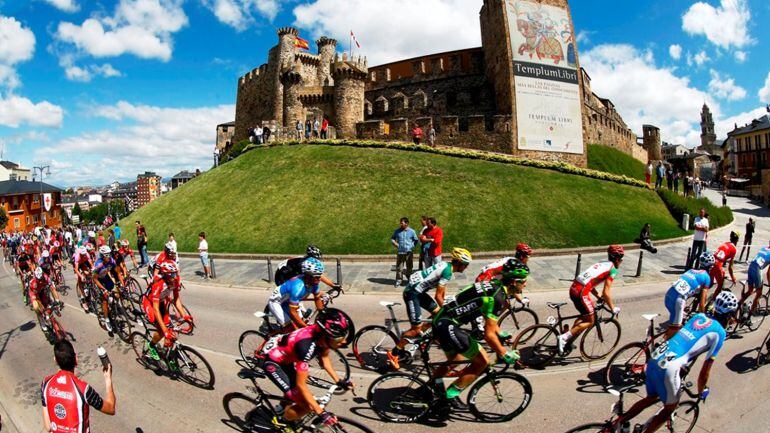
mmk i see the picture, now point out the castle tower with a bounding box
[700,103,717,154]
[643,124,662,161]
[316,37,337,86]
[280,66,304,130]
[275,27,299,126]
[332,57,368,138]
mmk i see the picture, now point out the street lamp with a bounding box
[33,165,51,228]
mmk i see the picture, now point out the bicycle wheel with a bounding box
[222,392,274,431]
[512,324,559,368]
[308,348,350,392]
[110,302,133,343]
[174,344,216,389]
[604,341,649,389]
[564,423,611,432]
[367,372,433,423]
[126,277,144,304]
[748,296,768,332]
[130,331,157,370]
[580,317,621,360]
[467,371,532,422]
[669,400,699,433]
[497,307,539,343]
[755,329,770,368]
[299,415,376,433]
[239,330,269,370]
[351,325,398,371]
[169,303,194,335]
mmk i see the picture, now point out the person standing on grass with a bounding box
[655,162,665,189]
[321,118,329,139]
[295,120,303,140]
[645,162,652,186]
[666,165,673,190]
[391,217,419,287]
[420,217,444,267]
[687,209,709,270]
[198,232,211,279]
[673,171,680,193]
[412,124,423,145]
[428,125,436,148]
[107,229,116,250]
[136,221,149,267]
[418,215,430,271]
[168,232,177,253]
[114,224,121,241]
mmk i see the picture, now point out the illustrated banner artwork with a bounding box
[43,193,52,212]
[506,0,584,155]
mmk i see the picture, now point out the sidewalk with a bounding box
[173,188,769,294]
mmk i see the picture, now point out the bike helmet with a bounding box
[515,243,533,259]
[120,239,130,247]
[159,261,179,276]
[88,231,95,238]
[41,250,50,258]
[78,246,87,255]
[164,242,177,254]
[34,267,44,279]
[301,257,325,277]
[315,309,350,339]
[451,247,473,265]
[502,259,530,282]
[306,244,323,259]
[698,251,716,269]
[53,241,60,248]
[608,245,625,261]
[85,244,94,252]
[730,231,740,244]
[713,291,739,315]
[99,245,111,256]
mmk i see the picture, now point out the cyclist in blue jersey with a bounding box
[663,251,715,339]
[612,291,737,433]
[739,242,770,318]
[266,258,326,332]
[92,246,125,333]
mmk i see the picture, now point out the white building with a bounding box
[0,161,31,181]
[661,144,689,160]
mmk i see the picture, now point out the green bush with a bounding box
[657,189,733,229]
[587,144,646,181]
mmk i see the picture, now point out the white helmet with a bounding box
[99,245,111,256]
[714,291,739,315]
[41,250,50,258]
[164,242,177,254]
[34,267,44,279]
[88,231,95,238]
[78,246,87,255]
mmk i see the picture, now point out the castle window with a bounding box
[411,90,427,110]
[459,117,469,132]
[391,93,408,111]
[364,100,373,116]
[446,92,457,108]
[375,96,389,113]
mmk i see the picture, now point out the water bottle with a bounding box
[97,347,110,371]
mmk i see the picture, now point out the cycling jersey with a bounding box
[29,276,52,304]
[92,257,117,280]
[142,276,178,325]
[38,257,53,274]
[118,246,133,258]
[266,324,321,370]
[475,257,515,282]
[74,253,92,272]
[17,252,31,269]
[666,270,712,299]
[748,247,770,288]
[573,261,618,293]
[269,276,319,306]
[41,370,104,433]
[406,261,452,294]
[714,242,736,268]
[274,256,307,286]
[434,280,508,325]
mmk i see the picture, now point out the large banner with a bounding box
[506,0,584,154]
[43,193,52,212]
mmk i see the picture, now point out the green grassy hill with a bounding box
[588,144,646,181]
[119,144,684,254]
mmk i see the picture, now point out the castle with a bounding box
[228,0,646,167]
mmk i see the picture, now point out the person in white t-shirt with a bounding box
[167,232,177,253]
[688,208,709,269]
[198,232,211,279]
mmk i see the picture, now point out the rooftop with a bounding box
[137,171,160,179]
[218,121,236,127]
[171,170,196,180]
[0,180,62,196]
[729,115,770,136]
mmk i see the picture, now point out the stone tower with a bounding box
[280,62,303,130]
[332,54,368,139]
[643,124,662,161]
[275,27,300,126]
[316,37,337,86]
[700,103,717,154]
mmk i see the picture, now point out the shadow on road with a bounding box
[0,320,35,360]
[366,277,396,286]
[574,369,609,394]
[726,348,758,374]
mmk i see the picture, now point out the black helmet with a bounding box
[502,259,530,282]
[306,244,323,259]
[315,309,349,339]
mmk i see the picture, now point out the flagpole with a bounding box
[349,31,352,58]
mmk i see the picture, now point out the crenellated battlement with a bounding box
[277,27,298,37]
[316,37,337,48]
[295,52,321,66]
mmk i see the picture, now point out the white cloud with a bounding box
[293,0,480,65]
[202,0,280,30]
[734,50,747,63]
[716,106,770,137]
[708,70,746,101]
[581,44,717,145]
[759,73,770,104]
[669,44,682,60]
[55,0,188,62]
[687,50,710,67]
[59,54,121,82]
[0,16,36,90]
[0,95,64,128]
[682,0,753,49]
[576,30,592,45]
[42,0,79,12]
[36,101,234,184]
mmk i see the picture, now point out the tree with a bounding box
[72,202,82,217]
[0,207,8,231]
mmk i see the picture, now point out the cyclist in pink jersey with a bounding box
[558,245,624,354]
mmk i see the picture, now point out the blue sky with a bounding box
[0,0,768,186]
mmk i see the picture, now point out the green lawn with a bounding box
[118,144,684,254]
[588,144,647,181]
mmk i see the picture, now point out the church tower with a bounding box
[700,103,717,154]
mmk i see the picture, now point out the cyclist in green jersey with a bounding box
[431,261,528,409]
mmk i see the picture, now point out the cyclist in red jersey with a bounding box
[41,340,115,432]
[149,242,178,279]
[118,239,139,270]
[711,231,739,296]
[558,245,624,354]
[475,243,532,304]
[141,262,190,361]
[73,246,93,311]
[29,268,63,335]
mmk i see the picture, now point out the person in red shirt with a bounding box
[41,340,115,432]
[141,262,190,361]
[711,231,739,297]
[411,125,424,145]
[118,239,139,270]
[419,217,443,268]
[30,267,63,333]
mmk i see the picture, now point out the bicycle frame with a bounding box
[548,302,614,343]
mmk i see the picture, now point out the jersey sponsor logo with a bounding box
[453,301,481,316]
[56,375,67,384]
[691,316,712,331]
[54,403,67,419]
[49,387,75,400]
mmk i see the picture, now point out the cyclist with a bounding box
[92,246,125,333]
[387,247,473,369]
[261,309,353,430]
[432,261,529,409]
[274,245,340,291]
[29,267,63,333]
[149,242,178,278]
[739,241,770,318]
[50,240,64,270]
[558,245,624,354]
[611,291,737,433]
[73,246,94,312]
[118,239,140,270]
[663,251,715,339]
[141,262,190,361]
[475,243,532,283]
[266,258,326,333]
[710,231,739,296]
[15,242,34,294]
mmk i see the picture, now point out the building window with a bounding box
[13,218,19,228]
[25,216,29,224]
[33,195,39,203]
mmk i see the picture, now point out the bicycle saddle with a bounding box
[237,369,264,380]
[254,311,268,318]
[547,302,567,309]
[379,301,400,307]
[641,313,659,321]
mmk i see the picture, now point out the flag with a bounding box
[350,30,361,48]
[294,36,310,50]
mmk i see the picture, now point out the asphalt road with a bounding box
[1,259,770,433]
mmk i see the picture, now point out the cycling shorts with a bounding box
[748,263,763,289]
[262,360,300,402]
[433,319,480,359]
[29,288,50,305]
[569,283,594,316]
[645,361,682,405]
[266,300,306,326]
[664,289,688,327]
[403,289,438,325]
[142,296,171,327]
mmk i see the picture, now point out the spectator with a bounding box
[683,173,690,197]
[673,171,680,193]
[135,221,149,267]
[428,125,436,148]
[419,217,444,267]
[199,232,211,279]
[313,118,320,138]
[739,217,756,262]
[305,120,312,140]
[645,162,652,186]
[168,232,177,252]
[411,124,423,145]
[263,125,271,143]
[107,229,116,250]
[96,230,106,247]
[113,224,122,240]
[321,118,329,139]
[75,226,82,243]
[295,120,303,140]
[635,223,658,254]
[41,341,116,432]
[418,215,430,271]
[248,125,255,143]
[655,162,665,188]
[391,217,419,287]
[666,166,673,190]
[255,125,263,144]
[694,177,702,199]
[687,208,709,270]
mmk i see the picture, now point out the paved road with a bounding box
[2,254,770,432]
